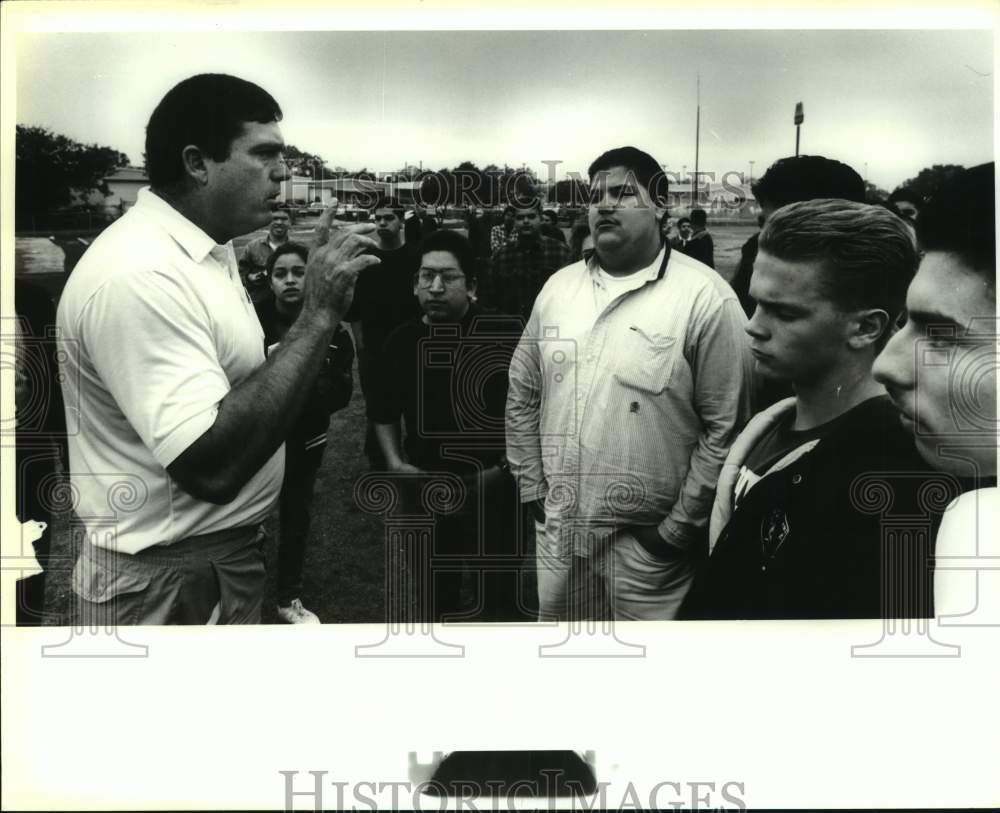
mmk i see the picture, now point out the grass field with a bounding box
[35,221,758,625]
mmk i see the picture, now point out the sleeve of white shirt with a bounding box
[659,296,755,549]
[505,304,547,503]
[79,267,231,468]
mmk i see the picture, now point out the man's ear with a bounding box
[180,144,210,186]
[467,278,478,302]
[847,308,891,350]
[654,201,668,226]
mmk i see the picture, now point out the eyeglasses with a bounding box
[416,270,466,288]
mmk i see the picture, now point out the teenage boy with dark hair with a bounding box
[683,199,942,619]
[486,197,570,322]
[675,207,714,268]
[887,185,922,223]
[372,230,528,623]
[541,208,567,244]
[732,155,866,318]
[873,163,997,619]
[346,195,421,470]
[490,206,517,253]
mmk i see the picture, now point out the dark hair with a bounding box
[917,162,995,284]
[677,217,691,227]
[145,74,282,189]
[542,209,559,221]
[690,208,708,227]
[266,240,308,274]
[503,206,515,217]
[888,185,922,207]
[513,198,543,213]
[568,214,592,263]
[371,195,404,220]
[588,146,668,206]
[752,155,865,211]
[417,229,476,279]
[404,211,423,245]
[760,199,919,337]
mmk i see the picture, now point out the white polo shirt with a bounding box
[57,188,284,554]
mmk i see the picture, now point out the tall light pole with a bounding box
[794,102,804,157]
[693,72,701,211]
[749,160,755,185]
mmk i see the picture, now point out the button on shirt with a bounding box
[56,187,284,554]
[506,246,754,556]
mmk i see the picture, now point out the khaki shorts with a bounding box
[73,525,267,626]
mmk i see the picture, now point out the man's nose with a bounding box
[872,330,911,390]
[594,195,615,213]
[745,306,768,340]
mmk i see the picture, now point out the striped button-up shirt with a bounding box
[506,246,754,556]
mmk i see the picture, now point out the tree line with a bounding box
[15,124,970,219]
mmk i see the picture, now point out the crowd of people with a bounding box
[14,71,995,626]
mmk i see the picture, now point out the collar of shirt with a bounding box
[587,244,667,290]
[133,187,235,269]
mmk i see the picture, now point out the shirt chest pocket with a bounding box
[612,326,677,395]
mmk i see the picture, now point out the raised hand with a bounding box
[302,206,381,321]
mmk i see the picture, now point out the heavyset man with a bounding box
[682,199,940,619]
[507,146,753,620]
[57,73,378,624]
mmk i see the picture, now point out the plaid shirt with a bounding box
[489,224,516,254]
[486,234,571,320]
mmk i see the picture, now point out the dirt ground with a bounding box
[35,221,759,625]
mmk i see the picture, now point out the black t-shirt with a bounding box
[734,400,865,511]
[369,305,522,474]
[345,242,421,356]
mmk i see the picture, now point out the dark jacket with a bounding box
[682,396,961,619]
[678,229,714,268]
[730,232,758,318]
[255,296,354,460]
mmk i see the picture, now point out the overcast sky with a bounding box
[14,28,994,190]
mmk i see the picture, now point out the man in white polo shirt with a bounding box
[57,73,380,624]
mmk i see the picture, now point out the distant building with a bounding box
[82,166,148,214]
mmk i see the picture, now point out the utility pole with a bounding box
[749,160,755,185]
[693,72,701,211]
[794,102,804,157]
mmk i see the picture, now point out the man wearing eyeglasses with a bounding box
[370,230,530,623]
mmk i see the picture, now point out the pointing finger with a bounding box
[313,205,338,247]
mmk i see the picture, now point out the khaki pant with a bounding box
[535,522,694,621]
[73,525,267,626]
